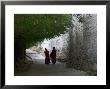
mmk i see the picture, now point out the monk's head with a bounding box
[45,48,47,51]
[53,47,55,50]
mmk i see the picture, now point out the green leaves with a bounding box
[14,14,72,48]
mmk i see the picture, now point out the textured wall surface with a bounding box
[67,15,97,72]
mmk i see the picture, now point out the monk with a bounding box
[44,48,50,64]
[50,47,57,64]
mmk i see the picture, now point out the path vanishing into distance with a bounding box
[15,49,88,76]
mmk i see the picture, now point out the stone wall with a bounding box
[67,14,97,72]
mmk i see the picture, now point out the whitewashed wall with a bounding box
[67,14,97,72]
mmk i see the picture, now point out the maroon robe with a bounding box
[44,50,50,64]
[50,49,56,64]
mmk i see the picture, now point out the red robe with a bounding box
[50,49,56,64]
[44,50,50,64]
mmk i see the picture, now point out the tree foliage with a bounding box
[14,14,72,48]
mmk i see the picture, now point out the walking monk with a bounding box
[44,48,50,64]
[50,47,57,64]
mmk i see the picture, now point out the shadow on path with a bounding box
[15,52,88,76]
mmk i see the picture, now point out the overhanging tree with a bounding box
[14,14,72,63]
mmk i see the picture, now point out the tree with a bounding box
[14,14,72,63]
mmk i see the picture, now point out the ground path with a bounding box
[16,49,88,76]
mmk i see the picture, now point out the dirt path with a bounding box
[16,53,88,76]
